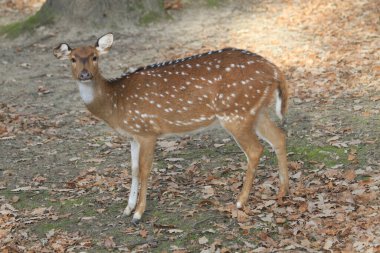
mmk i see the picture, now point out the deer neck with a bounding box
[77,74,115,124]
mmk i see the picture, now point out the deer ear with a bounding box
[96,33,113,55]
[53,43,72,60]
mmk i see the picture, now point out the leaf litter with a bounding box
[0,0,379,252]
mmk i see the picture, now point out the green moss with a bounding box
[139,11,163,25]
[207,0,223,7]
[1,189,58,210]
[355,144,375,166]
[32,219,76,236]
[289,145,347,167]
[0,7,54,38]
[356,175,372,181]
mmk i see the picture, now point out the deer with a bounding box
[53,33,289,224]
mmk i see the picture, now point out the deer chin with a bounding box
[77,80,95,104]
[78,78,93,83]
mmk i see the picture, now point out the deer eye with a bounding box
[92,56,97,61]
[71,58,76,63]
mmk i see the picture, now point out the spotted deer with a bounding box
[53,33,289,223]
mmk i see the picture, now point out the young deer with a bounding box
[53,33,289,223]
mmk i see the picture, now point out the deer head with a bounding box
[53,33,113,81]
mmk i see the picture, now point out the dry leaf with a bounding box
[139,229,148,238]
[0,229,9,239]
[31,207,47,216]
[198,236,208,245]
[168,229,183,233]
[104,236,116,249]
[165,157,184,162]
[46,229,55,239]
[323,238,334,250]
[343,169,356,181]
[298,202,308,213]
[327,135,340,142]
[289,161,303,170]
[164,0,183,10]
[202,185,215,199]
[275,217,287,224]
[11,195,20,203]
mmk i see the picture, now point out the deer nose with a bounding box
[79,70,92,80]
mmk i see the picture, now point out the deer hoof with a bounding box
[123,206,133,216]
[131,218,140,226]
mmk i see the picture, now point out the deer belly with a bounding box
[159,116,219,137]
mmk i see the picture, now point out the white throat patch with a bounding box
[78,81,95,104]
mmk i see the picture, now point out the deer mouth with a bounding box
[78,75,93,82]
[79,77,93,82]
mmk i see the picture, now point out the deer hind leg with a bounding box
[220,119,263,209]
[131,136,156,224]
[256,113,289,200]
[123,140,140,216]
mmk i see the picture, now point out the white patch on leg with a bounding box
[78,81,95,104]
[275,89,282,121]
[256,130,274,150]
[236,201,242,209]
[126,140,140,214]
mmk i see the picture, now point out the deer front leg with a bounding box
[131,136,156,224]
[123,140,140,216]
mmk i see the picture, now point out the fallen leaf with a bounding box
[238,223,255,230]
[0,229,9,239]
[139,229,148,238]
[46,229,55,239]
[81,216,96,221]
[327,135,340,143]
[69,157,80,162]
[352,188,366,195]
[202,185,215,198]
[33,175,47,183]
[298,202,308,213]
[343,169,356,181]
[168,229,183,233]
[164,0,183,10]
[291,171,302,179]
[11,196,19,203]
[198,236,208,245]
[289,161,303,170]
[165,157,184,162]
[158,140,178,152]
[37,86,52,95]
[203,229,216,233]
[323,238,334,250]
[259,213,273,222]
[31,207,47,216]
[104,236,116,249]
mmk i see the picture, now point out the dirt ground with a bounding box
[0,0,379,252]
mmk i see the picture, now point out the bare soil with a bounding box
[0,0,379,252]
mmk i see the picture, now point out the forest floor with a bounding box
[0,0,379,252]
